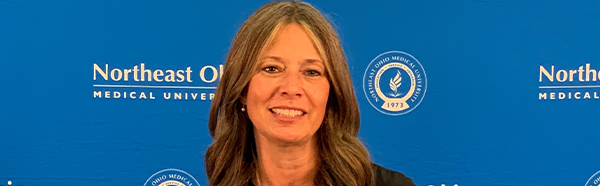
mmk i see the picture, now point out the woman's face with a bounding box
[246,23,330,144]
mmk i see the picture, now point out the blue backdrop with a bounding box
[2,0,600,186]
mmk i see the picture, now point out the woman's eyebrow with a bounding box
[304,59,323,64]
[261,56,284,62]
[262,56,323,65]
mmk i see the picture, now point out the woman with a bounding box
[206,1,415,186]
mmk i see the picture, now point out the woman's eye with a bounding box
[305,69,322,77]
[261,66,280,73]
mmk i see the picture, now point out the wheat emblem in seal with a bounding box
[389,70,402,98]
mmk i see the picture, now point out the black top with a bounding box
[373,163,416,186]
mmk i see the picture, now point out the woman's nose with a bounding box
[279,71,303,98]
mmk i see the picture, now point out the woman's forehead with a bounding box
[259,23,325,64]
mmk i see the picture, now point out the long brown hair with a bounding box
[205,1,374,185]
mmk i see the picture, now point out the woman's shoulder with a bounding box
[372,163,416,186]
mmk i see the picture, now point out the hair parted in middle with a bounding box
[206,1,374,186]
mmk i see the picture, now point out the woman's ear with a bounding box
[240,96,247,105]
[239,86,249,105]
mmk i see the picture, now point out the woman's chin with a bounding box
[255,127,317,145]
[270,132,312,144]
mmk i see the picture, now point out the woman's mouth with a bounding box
[269,108,306,118]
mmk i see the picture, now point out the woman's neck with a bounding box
[255,134,318,186]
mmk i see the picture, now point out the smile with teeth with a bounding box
[270,108,305,118]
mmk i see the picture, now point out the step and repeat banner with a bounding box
[2,0,599,186]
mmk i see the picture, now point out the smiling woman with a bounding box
[247,23,330,145]
[205,1,415,186]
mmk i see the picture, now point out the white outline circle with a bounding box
[362,51,427,116]
[585,169,600,186]
[143,168,201,186]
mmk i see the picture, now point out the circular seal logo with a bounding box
[585,169,600,186]
[144,168,201,186]
[363,51,427,116]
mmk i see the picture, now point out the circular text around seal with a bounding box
[585,169,600,186]
[363,51,427,116]
[144,168,201,186]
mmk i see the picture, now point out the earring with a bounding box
[241,106,246,112]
